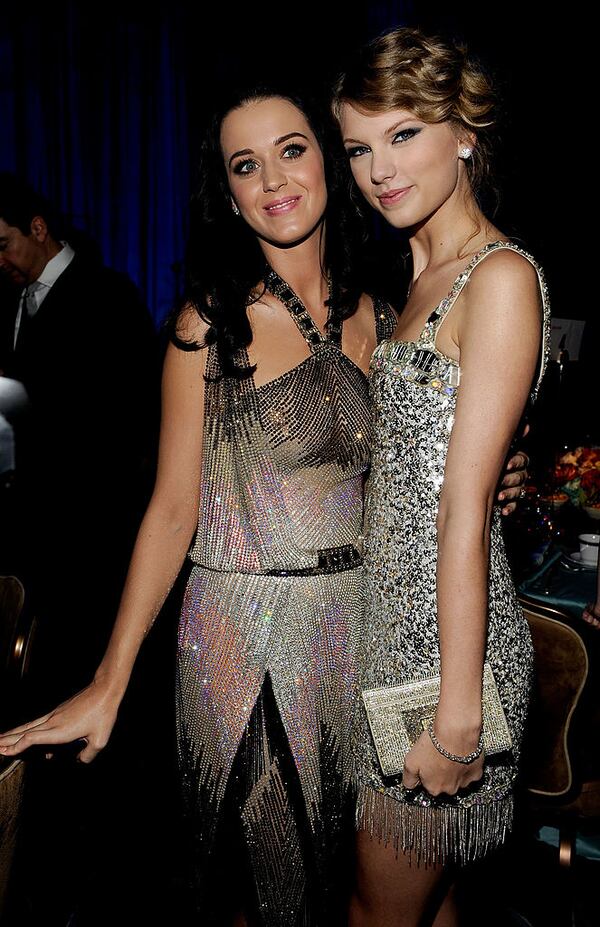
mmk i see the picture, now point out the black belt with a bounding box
[263,543,363,576]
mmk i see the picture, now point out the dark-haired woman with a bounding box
[0,85,526,926]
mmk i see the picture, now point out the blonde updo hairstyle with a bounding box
[332,26,498,201]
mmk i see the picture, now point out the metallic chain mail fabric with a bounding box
[177,287,397,925]
[355,241,552,864]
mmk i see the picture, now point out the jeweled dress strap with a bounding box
[264,267,338,351]
[416,240,527,347]
[414,240,550,401]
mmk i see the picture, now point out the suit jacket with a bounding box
[7,253,160,587]
[0,276,20,374]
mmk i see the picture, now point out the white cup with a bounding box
[578,533,599,564]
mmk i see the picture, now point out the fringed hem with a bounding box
[356,784,513,866]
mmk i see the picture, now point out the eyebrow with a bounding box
[343,117,416,146]
[385,118,415,136]
[228,132,309,167]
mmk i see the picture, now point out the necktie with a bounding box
[15,282,43,350]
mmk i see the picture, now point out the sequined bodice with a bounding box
[364,337,462,678]
[368,336,459,515]
[189,282,397,573]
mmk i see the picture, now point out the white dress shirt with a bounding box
[13,242,76,348]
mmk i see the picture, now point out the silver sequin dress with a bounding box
[176,278,396,925]
[355,242,551,864]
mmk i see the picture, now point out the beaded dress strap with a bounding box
[373,295,398,344]
[264,267,341,351]
[415,240,551,401]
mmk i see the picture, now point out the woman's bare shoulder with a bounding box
[461,247,541,326]
[466,247,540,297]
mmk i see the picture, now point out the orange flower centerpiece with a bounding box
[553,446,600,519]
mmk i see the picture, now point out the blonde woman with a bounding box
[333,28,550,927]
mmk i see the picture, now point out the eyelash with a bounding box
[346,127,421,159]
[233,142,308,176]
[393,127,420,144]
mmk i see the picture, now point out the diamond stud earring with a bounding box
[459,147,473,160]
[231,201,240,216]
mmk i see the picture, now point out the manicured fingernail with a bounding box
[499,492,505,500]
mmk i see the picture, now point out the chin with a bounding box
[377,210,413,230]
[260,216,324,249]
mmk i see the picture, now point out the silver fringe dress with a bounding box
[355,241,552,864]
[176,275,396,925]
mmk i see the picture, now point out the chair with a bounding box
[0,575,37,691]
[0,575,35,919]
[0,756,25,919]
[519,595,600,867]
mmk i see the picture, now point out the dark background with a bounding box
[0,4,594,925]
[1,0,585,326]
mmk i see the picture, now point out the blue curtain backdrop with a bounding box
[0,3,381,325]
[0,2,572,321]
[1,6,189,325]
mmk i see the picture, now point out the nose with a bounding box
[370,152,396,185]
[262,161,286,193]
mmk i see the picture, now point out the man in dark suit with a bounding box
[0,174,170,926]
[0,173,159,700]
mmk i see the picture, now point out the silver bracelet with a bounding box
[427,722,484,764]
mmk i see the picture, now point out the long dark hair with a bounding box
[169,81,367,378]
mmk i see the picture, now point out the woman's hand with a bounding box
[497,449,529,516]
[0,676,123,764]
[402,727,484,797]
[583,602,600,629]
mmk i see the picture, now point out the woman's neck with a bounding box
[260,225,328,310]
[408,191,497,280]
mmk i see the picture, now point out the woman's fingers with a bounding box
[0,713,53,739]
[506,450,529,474]
[583,606,600,629]
[405,741,485,795]
[0,726,96,763]
[402,762,421,790]
[498,451,528,516]
[499,457,528,515]
[77,740,99,764]
[0,725,68,756]
[499,484,520,516]
[500,472,526,491]
[0,684,117,765]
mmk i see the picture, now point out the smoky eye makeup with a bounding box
[392,127,422,144]
[345,144,370,159]
[281,142,307,159]
[232,158,258,176]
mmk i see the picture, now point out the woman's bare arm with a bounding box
[403,250,541,794]
[0,312,209,762]
[582,559,600,628]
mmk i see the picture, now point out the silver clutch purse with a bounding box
[361,662,512,778]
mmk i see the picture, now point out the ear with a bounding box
[29,216,49,243]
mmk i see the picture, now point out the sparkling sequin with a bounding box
[354,241,551,864]
[178,286,397,923]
